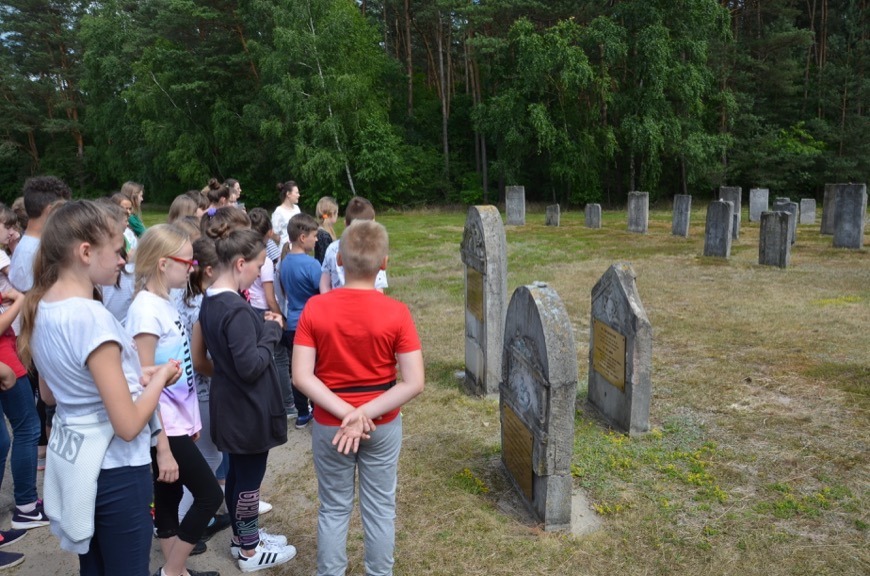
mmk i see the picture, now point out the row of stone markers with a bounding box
[507,183,866,270]
[461,205,652,533]
[704,183,867,267]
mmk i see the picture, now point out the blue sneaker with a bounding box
[11,500,49,530]
[0,551,24,569]
[0,529,26,548]
[294,412,313,429]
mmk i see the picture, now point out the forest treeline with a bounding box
[1,0,867,209]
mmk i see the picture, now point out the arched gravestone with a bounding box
[587,264,652,435]
[501,283,577,531]
[461,206,507,396]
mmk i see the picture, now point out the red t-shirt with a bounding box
[294,288,421,426]
[0,330,27,378]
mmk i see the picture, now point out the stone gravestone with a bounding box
[501,282,577,531]
[585,204,601,229]
[749,188,769,222]
[719,186,742,238]
[820,184,838,235]
[773,199,798,245]
[506,185,526,226]
[703,200,734,258]
[545,204,560,227]
[832,184,868,249]
[627,191,649,234]
[799,199,816,225]
[671,194,692,237]
[759,211,791,268]
[461,206,507,396]
[587,264,651,435]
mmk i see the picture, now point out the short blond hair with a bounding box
[339,220,388,279]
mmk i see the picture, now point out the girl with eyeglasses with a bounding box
[126,224,222,576]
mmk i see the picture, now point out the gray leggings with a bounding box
[312,416,402,576]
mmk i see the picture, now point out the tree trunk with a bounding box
[306,2,356,196]
[405,0,413,117]
[437,11,449,178]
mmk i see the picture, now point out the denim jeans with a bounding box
[0,375,40,505]
[79,464,153,576]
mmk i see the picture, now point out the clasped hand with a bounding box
[332,408,376,455]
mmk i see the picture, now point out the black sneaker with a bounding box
[188,570,220,576]
[0,551,24,569]
[190,539,207,556]
[202,513,231,541]
[0,529,26,549]
[11,500,49,530]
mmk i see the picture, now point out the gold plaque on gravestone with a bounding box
[592,318,626,391]
[466,268,484,322]
[502,403,533,500]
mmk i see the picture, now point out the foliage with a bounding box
[0,0,866,206]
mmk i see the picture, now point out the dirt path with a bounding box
[1,425,314,576]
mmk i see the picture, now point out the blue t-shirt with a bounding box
[279,253,322,331]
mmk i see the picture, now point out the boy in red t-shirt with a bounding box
[292,220,424,576]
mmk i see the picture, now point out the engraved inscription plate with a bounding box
[466,268,484,322]
[503,403,533,500]
[592,318,626,391]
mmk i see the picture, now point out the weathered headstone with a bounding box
[506,185,526,226]
[545,204,560,227]
[703,200,734,258]
[832,184,868,249]
[585,204,601,229]
[799,199,816,224]
[501,282,577,531]
[820,184,838,235]
[627,191,649,234]
[461,206,507,396]
[749,188,769,222]
[759,211,791,268]
[719,186,742,238]
[773,199,798,245]
[587,264,651,435]
[671,194,692,237]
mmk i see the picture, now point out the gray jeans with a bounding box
[312,416,402,576]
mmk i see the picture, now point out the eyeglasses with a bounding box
[166,255,198,270]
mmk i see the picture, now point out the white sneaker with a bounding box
[237,541,297,573]
[230,529,288,558]
[258,500,273,515]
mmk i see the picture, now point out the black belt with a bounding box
[337,380,396,394]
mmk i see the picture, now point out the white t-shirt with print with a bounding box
[32,298,151,469]
[126,290,200,437]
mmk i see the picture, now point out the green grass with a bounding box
[143,204,869,575]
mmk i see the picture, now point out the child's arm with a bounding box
[133,333,179,483]
[191,321,213,377]
[87,342,178,441]
[319,271,332,294]
[332,350,424,454]
[355,350,424,418]
[226,308,282,382]
[263,281,282,315]
[0,362,16,391]
[291,344,370,423]
[0,287,24,334]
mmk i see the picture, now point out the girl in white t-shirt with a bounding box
[127,224,222,576]
[270,180,301,252]
[17,200,180,575]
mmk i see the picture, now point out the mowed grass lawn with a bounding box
[147,203,869,575]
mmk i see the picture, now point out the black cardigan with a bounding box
[199,291,287,454]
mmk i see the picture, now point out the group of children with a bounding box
[1,175,424,576]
